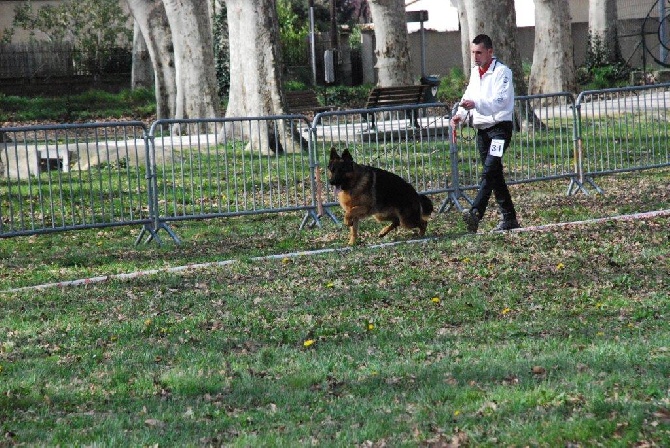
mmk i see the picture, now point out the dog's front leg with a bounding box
[348,219,359,245]
[344,206,369,226]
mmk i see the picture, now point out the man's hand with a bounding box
[449,115,462,128]
[460,99,475,110]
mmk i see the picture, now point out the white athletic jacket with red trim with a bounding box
[454,58,515,130]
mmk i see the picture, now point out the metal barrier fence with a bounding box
[147,116,317,242]
[1,85,669,242]
[575,83,670,192]
[450,92,580,199]
[0,122,153,240]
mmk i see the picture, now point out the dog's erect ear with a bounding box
[329,147,340,161]
[341,149,353,162]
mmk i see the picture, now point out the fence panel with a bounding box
[0,122,151,238]
[452,93,578,194]
[148,116,317,233]
[311,104,452,213]
[576,84,670,178]
[1,86,669,243]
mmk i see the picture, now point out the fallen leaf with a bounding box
[144,418,165,428]
[652,408,670,423]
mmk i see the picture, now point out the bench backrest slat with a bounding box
[365,85,428,108]
[285,90,326,114]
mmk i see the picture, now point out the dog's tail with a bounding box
[420,194,434,219]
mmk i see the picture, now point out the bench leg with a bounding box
[411,109,421,129]
[361,112,376,130]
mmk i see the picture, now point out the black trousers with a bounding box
[471,121,517,220]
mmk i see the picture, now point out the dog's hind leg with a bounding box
[417,219,428,236]
[378,218,399,238]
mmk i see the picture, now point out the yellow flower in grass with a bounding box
[431,297,440,304]
[367,322,375,331]
[556,262,565,270]
[303,339,315,347]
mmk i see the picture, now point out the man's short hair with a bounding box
[472,34,493,49]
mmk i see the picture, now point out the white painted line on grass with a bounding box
[2,209,669,294]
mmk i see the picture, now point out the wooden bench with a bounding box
[284,90,333,116]
[363,84,430,129]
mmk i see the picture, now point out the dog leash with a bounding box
[453,110,475,144]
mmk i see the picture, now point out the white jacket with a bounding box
[455,58,515,129]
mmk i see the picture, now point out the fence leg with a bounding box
[566,176,603,196]
[585,176,604,194]
[438,189,472,213]
[440,118,473,213]
[567,177,589,195]
[300,209,322,229]
[300,206,340,229]
[134,222,181,246]
[155,222,182,245]
[135,224,162,246]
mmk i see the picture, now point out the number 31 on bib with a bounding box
[489,139,505,157]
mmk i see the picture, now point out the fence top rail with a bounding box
[0,121,148,133]
[149,114,310,131]
[575,82,670,106]
[312,101,447,124]
[514,92,576,103]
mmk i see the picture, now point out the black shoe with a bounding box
[492,218,520,232]
[462,208,481,233]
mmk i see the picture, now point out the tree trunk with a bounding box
[462,0,542,130]
[368,0,413,86]
[225,0,283,118]
[453,0,471,77]
[125,0,176,119]
[463,0,527,95]
[589,0,620,63]
[224,0,302,154]
[162,0,220,123]
[528,0,576,96]
[131,22,154,91]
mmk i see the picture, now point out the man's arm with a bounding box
[450,70,479,125]
[473,66,514,117]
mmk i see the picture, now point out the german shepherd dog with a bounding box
[327,148,434,245]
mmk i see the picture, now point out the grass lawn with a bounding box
[1,165,669,445]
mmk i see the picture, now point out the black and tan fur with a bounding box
[327,148,434,245]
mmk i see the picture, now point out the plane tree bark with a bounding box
[528,0,577,96]
[588,0,621,63]
[223,0,304,153]
[460,0,545,129]
[461,0,526,95]
[224,0,283,119]
[368,0,413,86]
[125,0,176,119]
[162,0,220,121]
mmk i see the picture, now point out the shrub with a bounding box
[577,31,631,89]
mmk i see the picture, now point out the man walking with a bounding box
[450,34,520,233]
